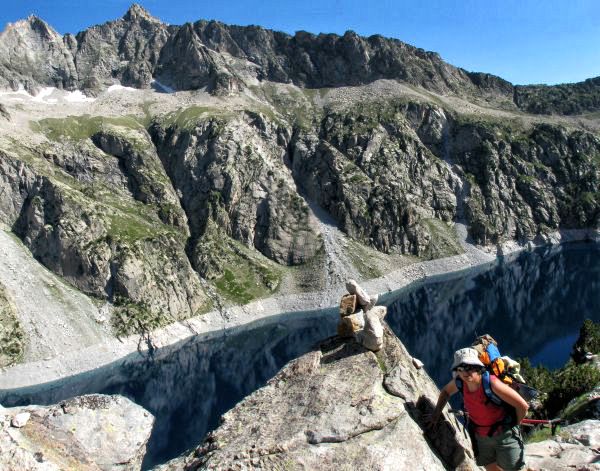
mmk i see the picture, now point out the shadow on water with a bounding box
[0,241,598,467]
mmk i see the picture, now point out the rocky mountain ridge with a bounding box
[0,86,598,341]
[2,4,600,115]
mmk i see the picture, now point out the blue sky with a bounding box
[2,0,598,86]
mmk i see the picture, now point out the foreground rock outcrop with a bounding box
[525,420,600,470]
[160,323,477,470]
[0,394,154,470]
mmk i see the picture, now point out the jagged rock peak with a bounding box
[3,15,55,36]
[123,3,162,23]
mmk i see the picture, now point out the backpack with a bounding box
[471,334,538,402]
[472,334,512,384]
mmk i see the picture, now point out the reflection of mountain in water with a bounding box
[0,312,337,468]
[127,314,336,467]
[1,242,598,468]
[385,242,600,385]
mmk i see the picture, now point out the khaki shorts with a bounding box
[474,426,525,470]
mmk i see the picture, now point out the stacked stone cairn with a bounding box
[337,280,385,352]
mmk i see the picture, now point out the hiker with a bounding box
[428,348,529,471]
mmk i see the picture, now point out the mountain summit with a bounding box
[123,3,162,23]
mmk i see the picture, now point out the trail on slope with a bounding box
[0,230,112,364]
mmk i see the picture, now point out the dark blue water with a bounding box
[384,241,600,385]
[529,333,579,369]
[1,241,598,468]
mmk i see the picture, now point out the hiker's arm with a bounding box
[428,380,458,427]
[491,380,529,424]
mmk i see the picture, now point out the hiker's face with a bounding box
[456,365,481,382]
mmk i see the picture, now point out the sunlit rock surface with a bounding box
[0,394,154,470]
[525,420,600,471]
[159,323,478,470]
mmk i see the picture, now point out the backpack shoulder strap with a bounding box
[482,371,503,406]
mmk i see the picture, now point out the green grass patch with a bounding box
[213,256,281,305]
[421,218,464,260]
[215,267,268,305]
[106,212,158,243]
[32,115,144,141]
[139,100,158,128]
[251,82,321,130]
[55,176,185,246]
[561,389,598,421]
[112,298,169,337]
[345,239,384,279]
[158,106,232,130]
[196,220,282,304]
[517,174,537,185]
[524,427,571,444]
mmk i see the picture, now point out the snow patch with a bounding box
[64,90,95,103]
[0,84,93,104]
[107,84,138,93]
[31,87,57,103]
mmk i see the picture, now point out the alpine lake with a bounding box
[1,241,598,468]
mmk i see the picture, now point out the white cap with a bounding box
[451,347,484,370]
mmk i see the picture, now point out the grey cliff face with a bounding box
[72,5,170,92]
[447,120,600,244]
[292,104,458,256]
[0,128,208,335]
[150,112,323,278]
[0,16,78,93]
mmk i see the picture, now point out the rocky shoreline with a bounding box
[1,226,597,392]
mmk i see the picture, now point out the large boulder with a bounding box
[525,420,600,470]
[162,323,478,470]
[0,394,154,470]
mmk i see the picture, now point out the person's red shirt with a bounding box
[463,375,506,436]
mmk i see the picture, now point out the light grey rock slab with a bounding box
[169,324,478,470]
[0,394,154,471]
